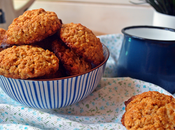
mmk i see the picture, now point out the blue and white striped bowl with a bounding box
[0,44,109,109]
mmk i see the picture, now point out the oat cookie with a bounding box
[3,8,62,45]
[0,45,59,79]
[32,33,58,51]
[0,28,6,51]
[37,62,67,79]
[121,91,175,130]
[52,39,92,75]
[60,23,104,65]
[0,28,5,43]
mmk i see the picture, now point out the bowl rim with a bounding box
[122,25,175,43]
[20,43,110,81]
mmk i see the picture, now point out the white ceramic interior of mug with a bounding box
[125,27,175,41]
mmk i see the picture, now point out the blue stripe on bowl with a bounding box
[22,80,33,107]
[76,75,84,102]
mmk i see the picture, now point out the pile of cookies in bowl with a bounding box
[0,8,109,109]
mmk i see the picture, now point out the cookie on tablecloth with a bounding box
[121,91,175,130]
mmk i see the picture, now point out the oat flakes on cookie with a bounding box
[0,28,6,51]
[60,23,104,65]
[0,45,59,79]
[121,91,175,130]
[52,39,92,75]
[3,8,62,45]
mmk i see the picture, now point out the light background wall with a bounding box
[14,0,154,35]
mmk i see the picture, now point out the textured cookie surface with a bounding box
[0,28,6,43]
[3,8,61,45]
[0,45,59,79]
[60,23,104,65]
[0,28,6,51]
[52,39,92,75]
[121,91,175,130]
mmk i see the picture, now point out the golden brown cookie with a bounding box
[3,8,62,45]
[52,39,92,75]
[0,28,6,43]
[36,62,67,79]
[121,91,175,130]
[0,45,59,79]
[0,28,6,51]
[32,33,58,51]
[60,23,104,65]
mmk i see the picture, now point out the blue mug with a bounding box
[116,26,175,93]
